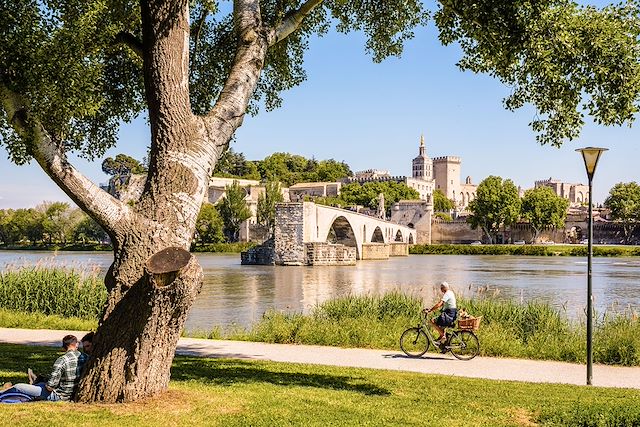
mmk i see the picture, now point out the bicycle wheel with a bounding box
[448,330,480,360]
[400,327,430,357]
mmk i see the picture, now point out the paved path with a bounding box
[2,328,640,389]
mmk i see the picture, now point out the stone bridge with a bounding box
[270,202,416,265]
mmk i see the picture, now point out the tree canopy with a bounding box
[467,175,521,243]
[604,181,640,244]
[521,186,569,242]
[433,189,455,212]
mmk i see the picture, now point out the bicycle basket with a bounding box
[458,316,482,331]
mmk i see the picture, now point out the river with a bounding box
[1,251,639,331]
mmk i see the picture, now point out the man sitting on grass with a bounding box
[2,335,88,401]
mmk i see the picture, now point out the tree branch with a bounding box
[269,0,324,46]
[0,84,131,236]
[190,9,210,75]
[115,31,144,58]
[204,0,267,137]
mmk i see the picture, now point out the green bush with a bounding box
[409,244,639,257]
[0,267,106,320]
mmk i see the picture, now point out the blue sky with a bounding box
[1,3,637,208]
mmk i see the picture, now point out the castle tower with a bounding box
[412,134,433,181]
[433,156,461,202]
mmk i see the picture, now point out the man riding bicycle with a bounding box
[424,282,458,346]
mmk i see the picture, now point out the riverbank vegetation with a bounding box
[2,343,640,426]
[210,292,640,366]
[410,243,640,257]
[3,267,640,366]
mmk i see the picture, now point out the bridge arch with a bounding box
[371,226,385,243]
[324,215,360,258]
[395,230,403,242]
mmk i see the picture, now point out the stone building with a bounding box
[288,182,342,201]
[534,178,589,205]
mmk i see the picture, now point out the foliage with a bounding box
[190,242,255,253]
[467,176,521,243]
[0,266,106,320]
[605,182,640,244]
[434,212,452,222]
[255,152,352,186]
[256,181,284,232]
[433,189,454,212]
[0,204,107,246]
[101,153,147,177]
[194,203,225,244]
[410,244,640,257]
[2,344,640,427]
[521,186,569,242]
[436,0,640,146]
[213,148,261,180]
[339,181,420,211]
[218,181,252,242]
[228,292,640,366]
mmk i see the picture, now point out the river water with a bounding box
[1,251,639,331]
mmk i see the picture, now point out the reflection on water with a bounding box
[1,251,639,330]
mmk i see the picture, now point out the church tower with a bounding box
[412,134,433,181]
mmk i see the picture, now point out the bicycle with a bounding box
[400,311,480,360]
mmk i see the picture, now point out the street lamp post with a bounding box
[576,147,608,386]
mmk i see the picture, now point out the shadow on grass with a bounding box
[172,357,391,396]
[0,343,60,384]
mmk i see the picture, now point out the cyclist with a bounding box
[424,281,458,346]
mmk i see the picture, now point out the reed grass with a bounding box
[216,292,640,366]
[0,265,106,320]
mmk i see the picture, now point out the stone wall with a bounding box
[241,239,275,265]
[389,243,409,256]
[273,203,306,265]
[431,219,483,244]
[361,243,389,260]
[306,243,356,265]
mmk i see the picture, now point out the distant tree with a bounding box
[339,181,420,211]
[467,176,521,244]
[194,203,225,244]
[257,152,309,186]
[521,187,569,243]
[218,181,252,242]
[0,210,14,244]
[7,208,44,244]
[604,182,640,244]
[213,148,260,180]
[101,154,147,177]
[312,159,352,182]
[41,202,72,244]
[256,181,284,233]
[73,214,109,244]
[433,189,455,212]
[434,212,453,222]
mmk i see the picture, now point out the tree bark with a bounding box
[76,247,202,402]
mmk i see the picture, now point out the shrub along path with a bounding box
[2,327,640,389]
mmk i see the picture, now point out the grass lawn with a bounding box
[2,344,640,426]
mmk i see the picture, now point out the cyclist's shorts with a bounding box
[436,308,458,327]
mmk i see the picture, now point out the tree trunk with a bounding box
[76,246,203,403]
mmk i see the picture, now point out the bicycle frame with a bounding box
[418,312,465,351]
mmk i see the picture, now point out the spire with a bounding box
[419,133,425,156]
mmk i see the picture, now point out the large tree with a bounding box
[467,175,521,244]
[604,182,640,244]
[521,186,569,243]
[1,0,639,404]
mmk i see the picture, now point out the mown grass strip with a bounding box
[1,343,639,426]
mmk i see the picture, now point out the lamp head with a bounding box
[576,147,608,180]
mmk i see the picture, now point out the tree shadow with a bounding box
[0,343,60,384]
[172,357,390,396]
